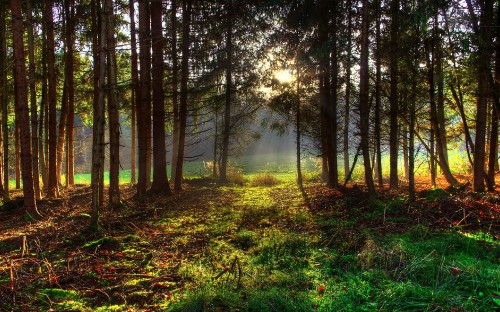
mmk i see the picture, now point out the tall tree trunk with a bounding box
[427,35,458,187]
[15,119,20,189]
[57,68,68,186]
[46,0,59,198]
[27,0,40,199]
[91,0,107,231]
[170,0,179,182]
[174,0,192,191]
[44,77,49,190]
[129,0,139,185]
[473,0,494,192]
[374,0,383,187]
[343,0,352,181]
[389,0,399,190]
[150,0,171,193]
[296,64,303,190]
[57,4,68,186]
[318,0,332,187]
[359,0,375,194]
[106,0,121,205]
[430,119,436,187]
[329,0,338,188]
[219,0,232,184]
[435,34,448,167]
[66,0,75,186]
[488,105,498,189]
[137,0,152,195]
[39,27,47,190]
[11,0,40,218]
[409,41,418,203]
[488,1,500,189]
[1,6,8,199]
[0,3,3,196]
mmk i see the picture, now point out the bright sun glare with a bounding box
[275,69,294,83]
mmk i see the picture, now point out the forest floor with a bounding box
[0,175,499,311]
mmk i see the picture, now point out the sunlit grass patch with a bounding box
[250,172,281,186]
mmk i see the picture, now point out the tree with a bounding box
[129,0,139,185]
[45,0,59,198]
[66,0,75,187]
[106,0,120,205]
[473,0,494,192]
[91,0,107,231]
[27,0,40,198]
[150,0,171,193]
[0,4,8,199]
[10,0,41,218]
[389,0,399,190]
[343,0,353,183]
[174,0,192,191]
[328,0,339,188]
[170,0,179,183]
[137,0,152,195]
[359,0,375,194]
[219,0,233,184]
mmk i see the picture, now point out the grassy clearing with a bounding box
[1,172,498,311]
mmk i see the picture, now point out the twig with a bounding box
[453,212,472,227]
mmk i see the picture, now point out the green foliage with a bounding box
[425,188,450,202]
[82,236,120,249]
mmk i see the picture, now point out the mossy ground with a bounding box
[0,174,499,311]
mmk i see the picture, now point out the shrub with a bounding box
[251,173,280,186]
[227,169,246,185]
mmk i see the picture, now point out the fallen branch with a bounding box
[102,273,181,282]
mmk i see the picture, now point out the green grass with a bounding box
[2,153,496,311]
[153,182,498,311]
[54,153,318,186]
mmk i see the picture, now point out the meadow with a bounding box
[0,153,499,311]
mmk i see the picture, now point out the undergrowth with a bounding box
[0,179,498,311]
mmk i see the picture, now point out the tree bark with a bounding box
[106,0,121,205]
[435,34,448,167]
[46,0,59,198]
[318,0,332,187]
[296,64,303,190]
[359,0,375,194]
[137,0,152,195]
[11,0,40,218]
[488,1,500,189]
[389,0,399,190]
[150,0,171,193]
[129,0,138,185]
[374,0,383,187]
[66,0,75,187]
[57,65,68,187]
[91,0,107,231]
[329,0,338,188]
[343,0,352,181]
[39,20,47,190]
[15,118,20,189]
[1,6,8,199]
[170,0,179,182]
[174,0,192,191]
[27,0,40,199]
[219,0,233,184]
[0,3,3,196]
[473,0,494,192]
